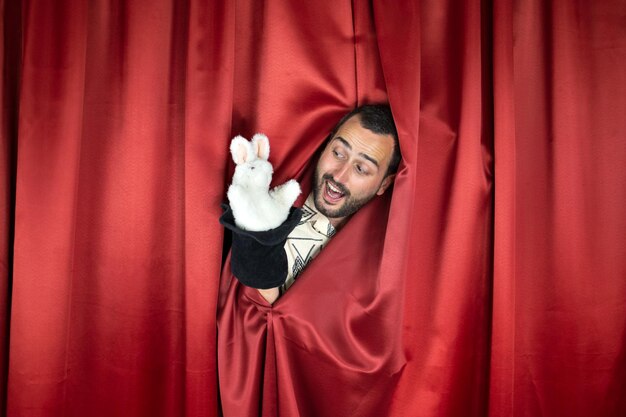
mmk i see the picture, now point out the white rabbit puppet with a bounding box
[227,133,301,231]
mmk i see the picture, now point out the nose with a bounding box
[332,162,351,185]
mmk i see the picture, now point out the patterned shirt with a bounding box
[280,193,336,293]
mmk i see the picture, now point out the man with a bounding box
[221,104,401,304]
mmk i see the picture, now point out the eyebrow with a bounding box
[334,137,380,168]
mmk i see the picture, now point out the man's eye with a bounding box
[332,150,343,158]
[356,165,366,174]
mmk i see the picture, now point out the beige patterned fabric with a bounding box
[280,193,336,293]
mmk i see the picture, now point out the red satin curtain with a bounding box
[1,1,625,416]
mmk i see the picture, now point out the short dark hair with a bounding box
[330,104,401,177]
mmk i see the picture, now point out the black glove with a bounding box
[219,204,303,289]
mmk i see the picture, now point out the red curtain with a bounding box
[1,1,624,416]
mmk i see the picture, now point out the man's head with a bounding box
[313,104,401,228]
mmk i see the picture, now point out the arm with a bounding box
[222,134,301,301]
[257,287,280,304]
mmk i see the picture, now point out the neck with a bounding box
[329,216,348,229]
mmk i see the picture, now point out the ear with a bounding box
[251,133,270,161]
[230,135,253,165]
[376,174,395,196]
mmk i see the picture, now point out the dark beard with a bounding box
[312,169,378,220]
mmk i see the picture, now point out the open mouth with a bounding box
[323,180,346,204]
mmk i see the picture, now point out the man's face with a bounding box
[313,115,395,227]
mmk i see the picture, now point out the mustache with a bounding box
[321,174,350,196]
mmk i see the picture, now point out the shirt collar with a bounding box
[302,193,336,238]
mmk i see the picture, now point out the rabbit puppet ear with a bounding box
[251,133,270,161]
[230,135,255,165]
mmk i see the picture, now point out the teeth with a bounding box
[327,182,342,194]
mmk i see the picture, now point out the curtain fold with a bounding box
[1,0,21,413]
[490,1,626,415]
[1,0,625,416]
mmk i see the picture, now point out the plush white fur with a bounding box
[227,133,301,231]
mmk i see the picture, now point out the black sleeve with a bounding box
[219,204,303,289]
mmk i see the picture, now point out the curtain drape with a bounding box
[1,1,624,416]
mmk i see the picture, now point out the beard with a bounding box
[312,168,379,220]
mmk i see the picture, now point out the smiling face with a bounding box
[313,114,396,228]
